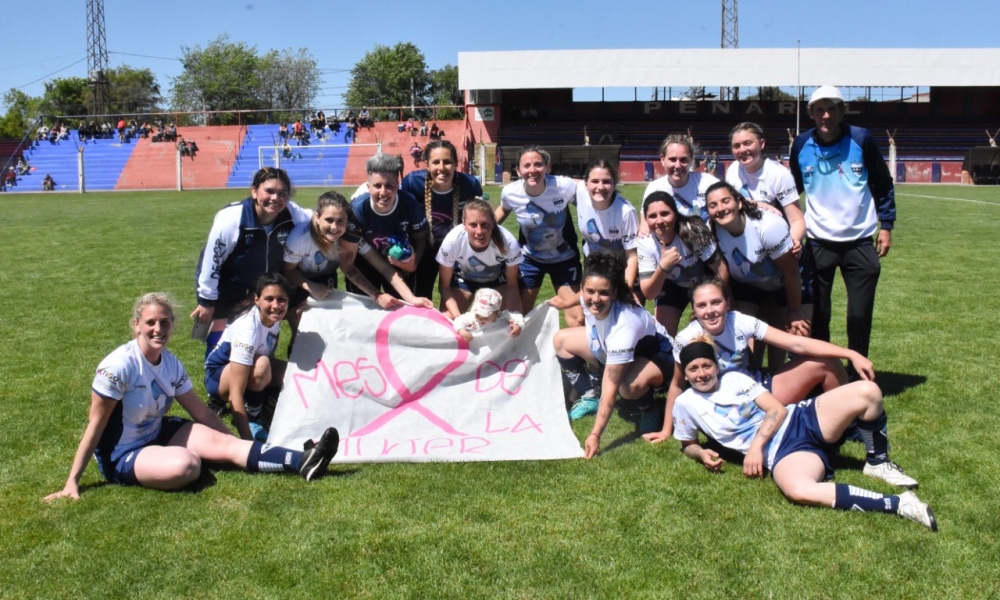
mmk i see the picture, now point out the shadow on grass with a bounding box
[876,371,928,398]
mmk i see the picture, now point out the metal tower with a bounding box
[86,0,110,116]
[720,0,739,101]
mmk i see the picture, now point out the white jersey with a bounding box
[574,183,638,257]
[673,311,768,375]
[283,220,340,277]
[501,175,579,263]
[642,172,719,222]
[726,158,799,210]
[636,234,717,289]
[583,298,669,365]
[92,340,194,462]
[436,224,523,283]
[716,211,793,291]
[673,371,794,470]
[205,307,281,371]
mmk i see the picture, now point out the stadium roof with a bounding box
[458,49,1000,90]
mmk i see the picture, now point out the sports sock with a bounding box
[833,483,899,513]
[246,441,302,474]
[557,355,594,397]
[856,411,889,465]
[205,330,223,361]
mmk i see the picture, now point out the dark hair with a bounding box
[251,167,291,192]
[255,272,292,298]
[729,121,765,144]
[421,139,461,245]
[690,277,727,307]
[705,181,762,225]
[309,191,350,259]
[584,158,618,186]
[642,191,714,253]
[583,249,635,306]
[462,197,506,254]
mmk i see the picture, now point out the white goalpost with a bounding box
[258,142,382,187]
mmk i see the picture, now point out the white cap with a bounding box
[472,288,503,318]
[808,85,844,108]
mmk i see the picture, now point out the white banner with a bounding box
[268,292,584,462]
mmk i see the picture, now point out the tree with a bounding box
[257,48,321,112]
[345,42,431,117]
[171,34,263,123]
[39,77,89,117]
[0,89,42,138]
[107,66,162,114]
[429,64,462,119]
[745,86,796,101]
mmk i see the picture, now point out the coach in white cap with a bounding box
[788,86,895,372]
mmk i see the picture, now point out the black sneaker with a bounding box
[207,394,229,417]
[299,427,340,482]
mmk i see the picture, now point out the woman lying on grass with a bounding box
[656,340,936,531]
[44,292,339,500]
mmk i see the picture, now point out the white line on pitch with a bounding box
[903,193,1000,206]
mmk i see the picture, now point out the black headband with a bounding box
[679,341,717,371]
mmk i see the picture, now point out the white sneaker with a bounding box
[863,461,918,488]
[897,491,938,532]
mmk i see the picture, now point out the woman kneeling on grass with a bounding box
[657,340,936,531]
[551,249,674,455]
[45,292,339,501]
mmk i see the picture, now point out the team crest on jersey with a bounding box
[277,230,289,245]
[553,197,565,207]
[802,166,814,180]
[851,162,863,176]
[245,233,254,245]
[608,227,620,236]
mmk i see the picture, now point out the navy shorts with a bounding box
[451,272,507,294]
[731,279,787,308]
[97,416,191,486]
[771,398,841,480]
[204,367,264,419]
[518,254,582,290]
[746,368,774,392]
[631,333,675,379]
[653,279,692,311]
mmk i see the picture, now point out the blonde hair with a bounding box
[132,292,176,324]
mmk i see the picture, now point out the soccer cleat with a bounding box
[897,491,938,532]
[863,461,919,489]
[207,394,229,417]
[569,390,600,421]
[299,427,340,482]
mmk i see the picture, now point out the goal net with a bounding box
[258,143,382,187]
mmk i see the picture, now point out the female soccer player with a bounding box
[192,167,310,357]
[655,340,935,531]
[437,198,523,320]
[646,278,872,440]
[642,134,720,222]
[400,139,484,298]
[551,250,674,446]
[636,190,729,336]
[283,191,432,312]
[496,146,583,325]
[44,292,339,500]
[575,159,639,289]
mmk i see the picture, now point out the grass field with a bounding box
[2,184,999,598]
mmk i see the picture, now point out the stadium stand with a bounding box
[12,132,136,191]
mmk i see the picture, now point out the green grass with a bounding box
[2,184,999,598]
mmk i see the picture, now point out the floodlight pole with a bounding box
[85,0,110,116]
[720,0,739,101]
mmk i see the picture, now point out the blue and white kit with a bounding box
[583,297,670,366]
[435,224,523,284]
[205,308,281,379]
[726,158,800,212]
[501,175,579,263]
[347,190,428,256]
[642,172,719,222]
[715,210,793,291]
[400,170,484,243]
[92,340,194,464]
[636,234,717,289]
[673,311,768,376]
[574,183,639,257]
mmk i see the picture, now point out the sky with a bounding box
[3,0,999,110]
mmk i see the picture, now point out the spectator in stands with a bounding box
[42,174,55,191]
[400,139,485,298]
[278,122,288,142]
[345,119,357,144]
[37,124,49,142]
[292,119,307,145]
[117,118,127,142]
[16,156,30,176]
[166,123,178,143]
[139,122,150,139]
[358,107,371,129]
[101,122,112,139]
[346,154,429,298]
[48,125,59,144]
[643,134,720,223]
[429,123,441,140]
[330,118,341,135]
[4,166,17,188]
[789,85,895,372]
[409,142,423,166]
[192,167,311,362]
[419,119,428,136]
